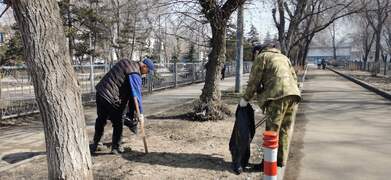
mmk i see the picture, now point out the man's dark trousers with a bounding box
[93,94,126,149]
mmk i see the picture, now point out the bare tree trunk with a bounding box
[373,28,382,75]
[115,0,121,59]
[195,26,228,120]
[363,32,375,71]
[381,49,388,75]
[386,56,389,75]
[285,0,307,56]
[194,0,246,120]
[331,23,337,61]
[273,0,287,54]
[130,14,138,60]
[302,32,315,66]
[11,0,93,179]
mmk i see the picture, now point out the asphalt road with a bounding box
[285,67,391,180]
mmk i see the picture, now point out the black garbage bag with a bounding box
[123,113,138,134]
[123,98,138,134]
[229,104,255,174]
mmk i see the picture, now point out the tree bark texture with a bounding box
[11,0,93,179]
[194,25,230,120]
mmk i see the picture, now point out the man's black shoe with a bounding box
[90,142,104,154]
[111,146,125,155]
[231,163,243,175]
[90,144,97,154]
[277,161,284,167]
[252,162,263,172]
[232,166,243,175]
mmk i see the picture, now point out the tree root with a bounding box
[191,100,232,121]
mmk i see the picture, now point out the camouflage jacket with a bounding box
[243,48,301,108]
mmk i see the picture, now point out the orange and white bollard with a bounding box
[263,131,279,180]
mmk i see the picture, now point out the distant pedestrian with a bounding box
[221,64,227,80]
[321,59,326,70]
[239,43,301,170]
[317,59,322,69]
[91,58,154,155]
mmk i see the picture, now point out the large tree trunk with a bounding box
[195,0,246,120]
[274,0,287,54]
[302,35,315,66]
[194,25,230,120]
[11,0,93,179]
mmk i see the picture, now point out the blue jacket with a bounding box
[128,73,143,113]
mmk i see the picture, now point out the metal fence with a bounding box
[0,62,252,120]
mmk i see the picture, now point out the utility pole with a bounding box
[89,32,94,100]
[235,5,244,93]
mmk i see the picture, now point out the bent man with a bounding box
[240,43,301,168]
[91,58,154,154]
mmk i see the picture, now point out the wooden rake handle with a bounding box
[134,97,148,154]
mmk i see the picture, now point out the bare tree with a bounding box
[363,0,391,75]
[273,0,361,65]
[10,0,92,179]
[330,22,337,61]
[382,17,391,75]
[358,15,375,70]
[193,0,247,120]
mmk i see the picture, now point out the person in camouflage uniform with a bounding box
[239,43,301,167]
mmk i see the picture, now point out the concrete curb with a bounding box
[328,68,391,101]
[279,65,308,180]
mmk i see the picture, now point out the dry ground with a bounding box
[0,91,266,180]
[337,69,391,92]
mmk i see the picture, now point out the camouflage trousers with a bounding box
[263,96,299,167]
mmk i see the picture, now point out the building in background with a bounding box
[0,25,12,46]
[307,43,352,64]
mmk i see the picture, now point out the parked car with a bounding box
[94,58,105,64]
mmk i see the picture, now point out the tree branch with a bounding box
[221,0,247,19]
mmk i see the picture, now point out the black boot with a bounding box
[231,163,243,175]
[250,160,264,172]
[111,145,125,155]
[90,142,104,154]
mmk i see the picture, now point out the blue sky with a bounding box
[245,1,277,39]
[0,4,13,26]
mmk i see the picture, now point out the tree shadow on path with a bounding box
[2,151,45,164]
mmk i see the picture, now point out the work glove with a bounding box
[239,98,248,107]
[138,114,145,122]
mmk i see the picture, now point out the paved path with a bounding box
[0,75,248,170]
[285,66,391,180]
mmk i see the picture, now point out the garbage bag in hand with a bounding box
[229,104,255,174]
[123,113,138,134]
